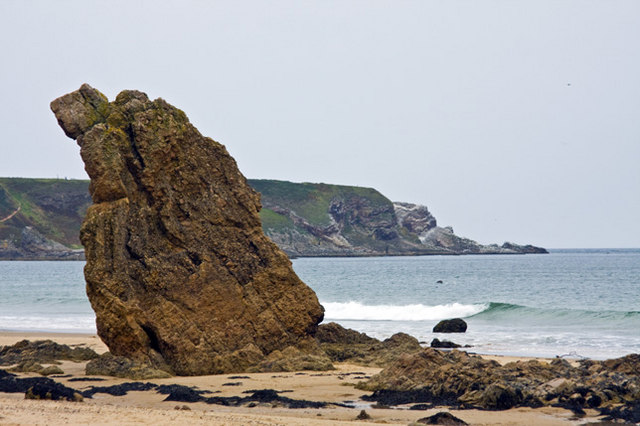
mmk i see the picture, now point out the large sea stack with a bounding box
[50,84,324,375]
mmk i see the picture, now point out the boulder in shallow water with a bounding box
[430,338,461,349]
[432,318,467,333]
[51,84,325,375]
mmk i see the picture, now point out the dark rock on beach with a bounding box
[359,348,640,421]
[210,388,327,409]
[82,381,158,398]
[158,384,327,409]
[0,340,99,365]
[355,409,371,420]
[68,377,106,382]
[0,373,82,402]
[25,380,84,402]
[433,319,467,333]
[51,84,325,375]
[413,412,469,425]
[158,384,209,402]
[600,401,640,424]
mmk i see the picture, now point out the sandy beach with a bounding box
[0,331,607,426]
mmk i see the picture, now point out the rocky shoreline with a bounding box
[0,327,638,424]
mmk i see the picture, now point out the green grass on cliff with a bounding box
[249,179,392,227]
[0,178,91,247]
[259,208,294,232]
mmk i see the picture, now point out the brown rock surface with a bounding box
[50,84,325,375]
[360,348,640,417]
[316,322,422,367]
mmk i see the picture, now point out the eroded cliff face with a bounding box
[253,183,546,257]
[50,84,324,375]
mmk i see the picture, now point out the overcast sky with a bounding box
[1,1,638,248]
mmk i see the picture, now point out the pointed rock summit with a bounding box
[51,84,324,375]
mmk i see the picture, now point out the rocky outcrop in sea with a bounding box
[50,84,326,375]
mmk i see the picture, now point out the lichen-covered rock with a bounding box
[8,361,64,376]
[315,322,377,345]
[0,340,98,365]
[51,84,325,375]
[316,323,422,367]
[250,343,334,373]
[85,353,172,380]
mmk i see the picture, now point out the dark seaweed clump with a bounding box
[160,385,327,409]
[0,370,81,402]
[82,381,157,397]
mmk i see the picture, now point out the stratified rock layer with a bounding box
[51,84,324,375]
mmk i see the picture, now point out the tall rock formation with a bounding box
[50,84,324,375]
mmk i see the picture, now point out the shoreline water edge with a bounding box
[1,249,638,359]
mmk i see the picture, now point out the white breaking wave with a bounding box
[0,315,96,333]
[322,301,488,321]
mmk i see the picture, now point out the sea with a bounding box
[0,249,638,360]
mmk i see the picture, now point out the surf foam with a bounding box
[322,301,488,321]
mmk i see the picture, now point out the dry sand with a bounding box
[0,331,605,425]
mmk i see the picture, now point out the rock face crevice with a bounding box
[51,84,324,375]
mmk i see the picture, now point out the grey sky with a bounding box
[1,1,638,248]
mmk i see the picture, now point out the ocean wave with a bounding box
[469,302,640,324]
[321,300,640,325]
[322,301,488,321]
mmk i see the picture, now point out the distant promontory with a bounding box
[0,177,546,260]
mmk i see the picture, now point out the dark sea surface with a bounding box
[1,249,638,359]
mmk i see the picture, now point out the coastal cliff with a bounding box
[0,179,87,260]
[0,178,546,259]
[253,180,546,257]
